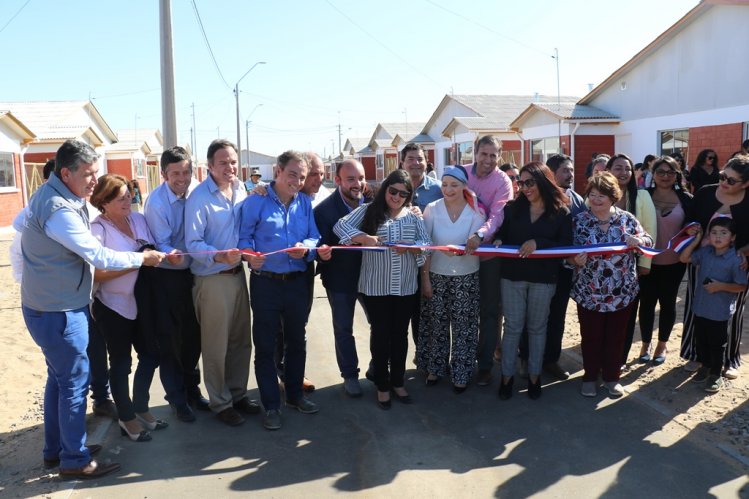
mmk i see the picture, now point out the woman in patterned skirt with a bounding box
[417,166,485,393]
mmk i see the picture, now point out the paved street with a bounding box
[67,276,748,498]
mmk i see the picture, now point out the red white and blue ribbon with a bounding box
[666,222,700,253]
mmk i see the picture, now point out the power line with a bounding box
[324,0,444,90]
[424,0,552,58]
[0,0,32,35]
[190,0,231,90]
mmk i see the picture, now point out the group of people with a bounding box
[18,134,749,479]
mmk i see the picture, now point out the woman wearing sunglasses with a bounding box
[334,169,432,409]
[688,149,720,194]
[90,174,168,442]
[417,166,485,393]
[495,162,572,400]
[637,156,693,365]
[682,155,749,379]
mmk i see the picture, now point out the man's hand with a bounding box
[165,249,184,266]
[250,185,268,197]
[142,249,166,267]
[288,242,308,259]
[246,253,266,270]
[317,244,332,261]
[215,249,242,266]
[465,233,482,255]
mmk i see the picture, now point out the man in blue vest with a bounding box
[21,139,165,479]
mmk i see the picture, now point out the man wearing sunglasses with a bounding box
[465,135,514,387]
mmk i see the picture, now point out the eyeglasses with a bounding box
[516,178,537,189]
[387,186,410,198]
[507,175,518,181]
[719,172,741,186]
[654,169,677,177]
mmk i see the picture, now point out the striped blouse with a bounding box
[334,204,432,296]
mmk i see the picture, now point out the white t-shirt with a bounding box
[423,198,485,276]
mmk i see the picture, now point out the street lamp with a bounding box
[234,61,266,166]
[244,104,263,169]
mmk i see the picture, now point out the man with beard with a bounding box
[314,159,372,397]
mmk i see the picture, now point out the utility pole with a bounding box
[191,102,197,156]
[159,0,178,148]
[337,111,342,156]
[245,119,250,168]
[553,47,562,152]
[234,62,266,166]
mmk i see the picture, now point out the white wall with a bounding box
[424,99,478,140]
[590,5,749,121]
[0,124,23,153]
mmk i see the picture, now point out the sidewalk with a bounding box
[63,277,748,498]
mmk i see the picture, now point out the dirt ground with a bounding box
[0,235,747,497]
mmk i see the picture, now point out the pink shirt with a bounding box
[652,203,685,265]
[91,213,153,320]
[466,166,514,241]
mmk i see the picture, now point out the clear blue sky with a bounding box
[0,0,697,161]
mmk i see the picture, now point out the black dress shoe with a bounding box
[453,385,467,394]
[528,377,542,400]
[44,444,102,469]
[171,403,196,423]
[391,389,412,404]
[233,397,261,415]
[377,398,391,410]
[498,376,514,400]
[365,368,375,383]
[542,362,570,381]
[188,389,211,411]
[59,460,120,480]
[216,407,245,426]
[92,400,118,420]
[425,376,440,386]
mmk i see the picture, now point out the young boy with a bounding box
[680,217,748,392]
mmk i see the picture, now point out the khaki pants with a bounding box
[193,270,252,412]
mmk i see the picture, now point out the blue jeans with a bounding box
[500,279,555,377]
[22,305,93,469]
[326,290,364,379]
[251,274,310,411]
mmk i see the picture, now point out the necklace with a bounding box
[102,214,135,241]
[446,203,464,222]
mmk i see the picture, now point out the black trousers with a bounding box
[638,262,686,344]
[694,315,728,377]
[363,293,417,392]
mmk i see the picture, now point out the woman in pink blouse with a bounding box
[569,173,653,398]
[90,174,165,442]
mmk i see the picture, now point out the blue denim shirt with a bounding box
[412,174,443,212]
[238,181,320,274]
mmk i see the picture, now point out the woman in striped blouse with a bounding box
[334,170,432,410]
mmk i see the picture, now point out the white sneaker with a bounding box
[605,382,625,398]
[581,381,597,397]
[723,367,738,380]
[683,360,702,372]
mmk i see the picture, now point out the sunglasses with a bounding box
[719,172,741,186]
[516,178,537,189]
[654,169,677,177]
[387,186,410,198]
[707,155,716,161]
[507,175,518,181]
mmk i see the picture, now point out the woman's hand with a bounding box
[352,234,380,247]
[625,235,642,248]
[421,274,433,299]
[637,266,651,276]
[686,224,702,237]
[142,249,166,267]
[572,252,587,267]
[518,239,537,258]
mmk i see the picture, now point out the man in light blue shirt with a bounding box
[239,150,331,430]
[400,142,442,212]
[144,146,207,421]
[184,139,257,427]
[21,139,165,478]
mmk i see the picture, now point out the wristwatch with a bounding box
[473,230,485,241]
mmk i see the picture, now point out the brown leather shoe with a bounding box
[302,377,316,393]
[216,407,245,426]
[59,460,120,480]
[233,397,261,415]
[92,400,118,420]
[44,444,102,469]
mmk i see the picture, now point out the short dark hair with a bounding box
[546,153,572,172]
[277,150,306,170]
[499,163,517,173]
[475,135,502,152]
[400,142,425,162]
[55,139,100,175]
[206,139,237,164]
[42,159,55,180]
[724,154,749,182]
[160,146,192,174]
[708,216,736,236]
[742,139,749,151]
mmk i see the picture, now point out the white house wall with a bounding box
[610,103,749,161]
[425,100,478,139]
[589,5,749,121]
[0,124,23,153]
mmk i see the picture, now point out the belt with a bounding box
[251,270,304,281]
[218,266,242,275]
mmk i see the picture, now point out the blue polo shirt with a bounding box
[691,246,748,321]
[238,181,320,274]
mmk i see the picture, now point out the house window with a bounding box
[530,137,560,163]
[0,152,16,189]
[457,142,474,165]
[659,129,688,157]
[135,159,145,177]
[443,147,452,166]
